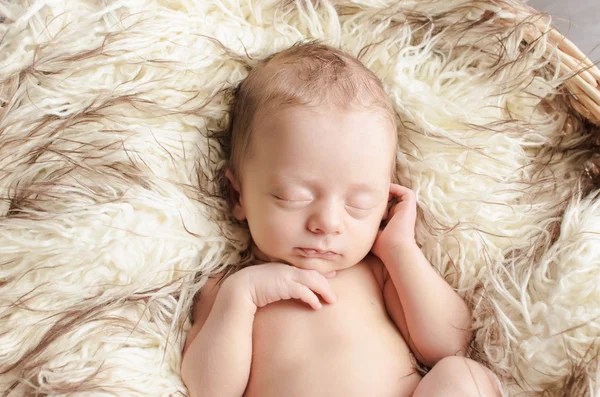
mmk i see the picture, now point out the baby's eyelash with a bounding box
[274,195,310,202]
[345,204,374,211]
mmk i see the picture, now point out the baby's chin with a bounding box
[280,253,364,274]
[251,243,367,273]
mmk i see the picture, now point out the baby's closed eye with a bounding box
[345,193,380,210]
[345,202,376,210]
[273,193,312,202]
[272,192,313,209]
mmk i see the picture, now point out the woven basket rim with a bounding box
[512,2,600,125]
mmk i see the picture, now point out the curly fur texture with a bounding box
[0,0,599,396]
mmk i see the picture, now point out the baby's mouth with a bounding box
[296,248,339,259]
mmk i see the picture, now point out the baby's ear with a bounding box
[382,196,391,221]
[225,169,246,221]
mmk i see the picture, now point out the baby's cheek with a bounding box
[255,213,296,251]
[355,217,382,248]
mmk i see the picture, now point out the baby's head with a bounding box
[225,42,398,273]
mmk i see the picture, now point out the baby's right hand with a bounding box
[224,263,337,311]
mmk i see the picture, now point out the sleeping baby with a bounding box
[181,42,501,397]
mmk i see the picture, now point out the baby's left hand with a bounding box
[371,183,417,259]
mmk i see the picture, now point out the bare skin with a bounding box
[185,258,420,397]
[181,105,501,397]
[183,257,500,397]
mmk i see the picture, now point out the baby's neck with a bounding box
[250,242,271,264]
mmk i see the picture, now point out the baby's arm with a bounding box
[372,184,472,368]
[181,276,255,397]
[380,243,472,367]
[181,264,336,397]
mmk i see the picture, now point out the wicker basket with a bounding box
[511,3,600,125]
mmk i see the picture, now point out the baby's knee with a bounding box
[429,357,470,391]
[424,356,500,397]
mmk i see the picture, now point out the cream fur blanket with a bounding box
[1,0,599,396]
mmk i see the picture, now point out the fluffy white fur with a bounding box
[1,0,598,396]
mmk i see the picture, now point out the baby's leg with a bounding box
[412,356,500,397]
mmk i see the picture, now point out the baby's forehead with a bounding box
[253,103,398,148]
[232,44,399,179]
[247,105,396,174]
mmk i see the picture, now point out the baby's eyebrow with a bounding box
[268,174,385,193]
[348,183,385,194]
[269,174,310,185]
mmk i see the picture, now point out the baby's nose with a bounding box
[307,202,345,235]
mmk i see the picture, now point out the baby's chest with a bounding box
[252,262,397,353]
[247,262,415,394]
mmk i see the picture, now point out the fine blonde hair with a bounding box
[225,41,399,185]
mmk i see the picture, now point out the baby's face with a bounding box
[231,105,396,273]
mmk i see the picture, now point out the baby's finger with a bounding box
[390,202,406,217]
[294,270,337,304]
[389,183,415,203]
[290,283,322,310]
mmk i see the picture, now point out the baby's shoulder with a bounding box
[358,254,387,290]
[191,274,226,321]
